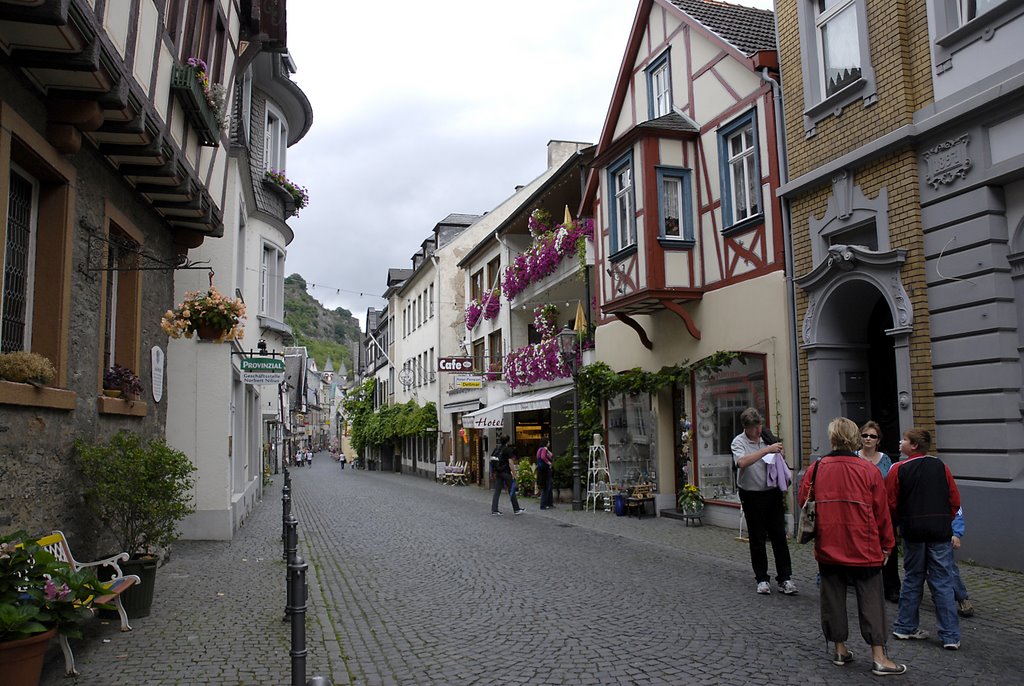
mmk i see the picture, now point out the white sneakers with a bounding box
[756,580,798,595]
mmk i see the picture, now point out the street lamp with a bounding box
[557,325,583,511]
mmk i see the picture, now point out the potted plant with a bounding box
[0,352,55,387]
[160,286,246,342]
[75,431,196,618]
[102,364,143,400]
[677,483,704,515]
[0,532,107,686]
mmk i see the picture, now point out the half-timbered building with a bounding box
[585,0,793,521]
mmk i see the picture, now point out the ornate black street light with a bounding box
[557,325,583,511]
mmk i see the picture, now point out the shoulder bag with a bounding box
[797,458,823,544]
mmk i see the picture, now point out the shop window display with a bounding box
[693,355,767,502]
[606,393,656,488]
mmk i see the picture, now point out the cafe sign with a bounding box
[240,357,286,385]
[438,356,474,372]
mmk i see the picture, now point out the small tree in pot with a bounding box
[74,431,196,618]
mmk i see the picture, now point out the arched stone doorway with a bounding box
[796,246,914,457]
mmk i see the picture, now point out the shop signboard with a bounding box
[465,412,503,429]
[454,374,483,389]
[240,357,286,385]
[438,356,474,372]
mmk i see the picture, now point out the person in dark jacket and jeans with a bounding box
[886,427,961,650]
[799,417,905,676]
[491,435,525,516]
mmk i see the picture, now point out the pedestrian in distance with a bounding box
[340,452,347,470]
[537,441,554,509]
[951,507,974,617]
[887,427,962,650]
[731,407,797,595]
[857,420,902,603]
[799,417,906,676]
[490,435,525,516]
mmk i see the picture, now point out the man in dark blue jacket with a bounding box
[886,427,961,650]
[490,435,524,516]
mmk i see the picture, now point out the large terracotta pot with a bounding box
[0,628,57,686]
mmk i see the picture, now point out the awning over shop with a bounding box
[444,399,482,413]
[462,385,573,429]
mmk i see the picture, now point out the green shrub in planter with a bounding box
[75,431,196,557]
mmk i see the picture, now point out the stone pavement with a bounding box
[43,453,1023,685]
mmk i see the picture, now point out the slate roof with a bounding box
[665,0,776,56]
[637,111,700,134]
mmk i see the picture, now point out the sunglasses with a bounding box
[861,433,879,439]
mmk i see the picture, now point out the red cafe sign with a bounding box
[438,356,474,372]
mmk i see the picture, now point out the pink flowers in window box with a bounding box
[503,339,574,390]
[482,289,501,321]
[465,299,483,330]
[502,216,594,301]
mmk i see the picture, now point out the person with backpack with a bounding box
[490,435,525,516]
[536,441,554,509]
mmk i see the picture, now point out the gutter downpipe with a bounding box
[760,62,803,538]
[431,254,444,465]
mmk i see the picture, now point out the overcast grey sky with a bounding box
[285,1,773,325]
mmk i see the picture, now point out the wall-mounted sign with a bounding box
[151,346,165,403]
[241,357,286,385]
[465,414,503,429]
[438,356,474,372]
[454,374,482,389]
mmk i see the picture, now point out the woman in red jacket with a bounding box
[799,417,906,676]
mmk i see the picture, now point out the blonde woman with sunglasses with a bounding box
[858,421,900,603]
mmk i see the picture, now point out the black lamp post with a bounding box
[557,325,583,511]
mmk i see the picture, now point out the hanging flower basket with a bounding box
[161,287,245,342]
[465,300,483,330]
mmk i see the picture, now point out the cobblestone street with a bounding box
[45,455,1023,685]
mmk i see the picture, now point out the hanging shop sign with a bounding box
[454,374,483,389]
[438,356,474,372]
[241,357,286,385]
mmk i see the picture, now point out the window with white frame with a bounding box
[796,0,875,134]
[657,167,694,241]
[608,153,636,253]
[429,283,434,318]
[959,0,1004,23]
[102,226,141,371]
[646,51,672,119]
[816,0,862,98]
[241,68,253,141]
[260,242,286,319]
[264,104,287,173]
[1,167,37,353]
[718,112,761,229]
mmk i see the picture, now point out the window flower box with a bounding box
[170,63,222,146]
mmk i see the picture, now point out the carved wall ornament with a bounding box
[898,391,910,410]
[924,134,971,189]
[831,169,853,220]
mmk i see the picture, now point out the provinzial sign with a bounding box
[240,357,286,385]
[438,356,474,372]
[454,374,482,389]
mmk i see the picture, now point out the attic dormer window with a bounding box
[645,50,672,119]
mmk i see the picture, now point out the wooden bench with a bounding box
[36,531,141,677]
